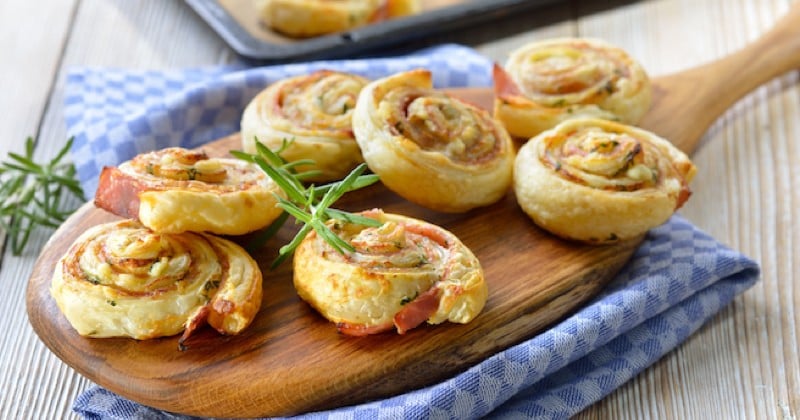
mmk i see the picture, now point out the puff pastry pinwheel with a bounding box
[514,117,696,244]
[293,209,487,335]
[352,69,515,213]
[494,37,652,139]
[259,0,420,38]
[94,147,284,236]
[241,70,369,182]
[50,220,262,342]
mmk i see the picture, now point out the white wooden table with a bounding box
[1,0,798,418]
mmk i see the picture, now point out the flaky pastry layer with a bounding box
[352,69,515,213]
[514,118,696,244]
[494,37,652,139]
[258,0,420,37]
[293,210,487,335]
[50,220,262,341]
[241,70,368,182]
[94,147,284,235]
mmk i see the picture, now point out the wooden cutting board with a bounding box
[25,5,800,418]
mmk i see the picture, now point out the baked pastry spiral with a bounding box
[514,118,696,244]
[293,210,487,335]
[352,69,515,213]
[259,0,421,38]
[94,147,284,236]
[240,70,368,182]
[494,37,652,139]
[50,220,262,341]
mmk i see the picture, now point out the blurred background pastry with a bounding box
[494,38,652,140]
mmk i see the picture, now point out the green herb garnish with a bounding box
[232,138,381,268]
[0,137,86,255]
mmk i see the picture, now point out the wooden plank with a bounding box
[0,1,78,419]
[0,0,76,158]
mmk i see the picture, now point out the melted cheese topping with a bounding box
[514,118,696,244]
[379,88,499,164]
[50,220,262,341]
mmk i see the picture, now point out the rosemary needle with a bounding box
[232,139,381,268]
[0,137,86,255]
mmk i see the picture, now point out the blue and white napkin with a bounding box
[64,44,760,419]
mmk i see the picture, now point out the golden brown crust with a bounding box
[49,220,262,341]
[94,147,284,235]
[240,70,368,182]
[514,118,696,244]
[352,69,515,213]
[258,0,420,38]
[494,38,652,139]
[293,210,487,335]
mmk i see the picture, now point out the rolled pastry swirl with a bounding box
[50,220,262,342]
[241,70,368,182]
[514,118,696,244]
[293,209,487,335]
[494,37,652,139]
[94,147,284,235]
[352,69,515,213]
[258,0,420,38]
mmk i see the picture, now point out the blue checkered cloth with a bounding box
[65,44,759,420]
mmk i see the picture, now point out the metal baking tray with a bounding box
[185,0,566,62]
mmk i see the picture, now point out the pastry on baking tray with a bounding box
[352,68,515,213]
[241,70,368,182]
[293,209,487,335]
[514,117,696,244]
[50,220,262,341]
[494,37,652,139]
[258,0,421,38]
[94,147,284,236]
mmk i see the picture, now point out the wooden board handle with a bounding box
[640,2,800,153]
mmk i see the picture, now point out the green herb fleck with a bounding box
[400,291,419,306]
[204,280,220,291]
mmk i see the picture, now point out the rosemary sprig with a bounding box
[232,139,381,268]
[0,137,86,255]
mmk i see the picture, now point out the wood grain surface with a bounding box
[27,130,639,417]
[4,1,800,419]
